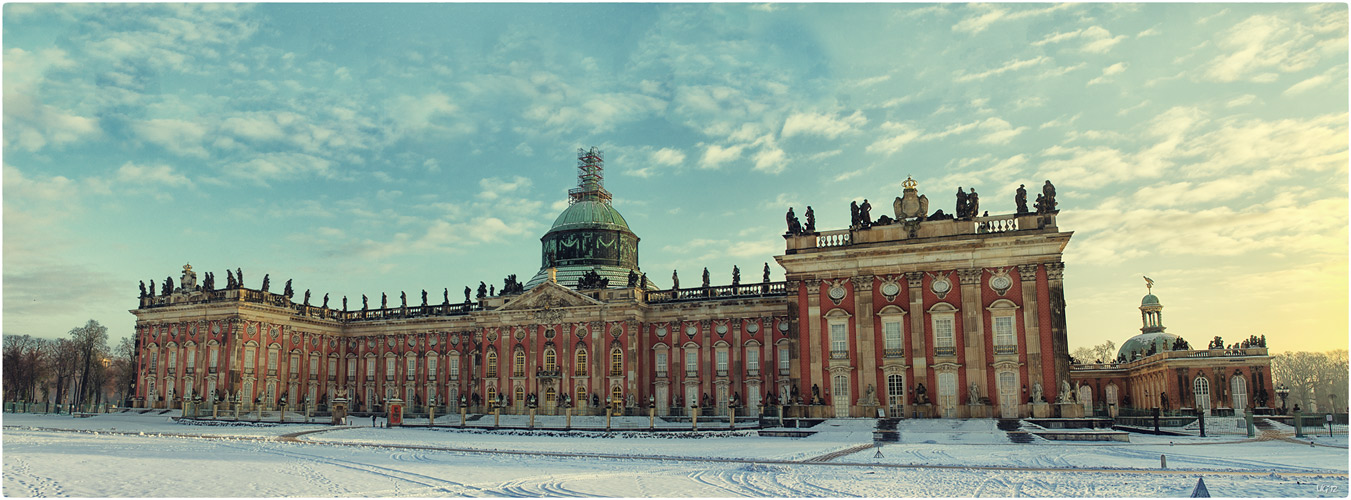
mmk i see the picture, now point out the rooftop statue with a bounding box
[381,292,387,309]
[322,293,329,308]
[303,290,310,306]
[784,207,802,234]
[672,270,680,290]
[421,290,428,307]
[1015,184,1029,214]
[763,263,771,282]
[1040,180,1058,213]
[955,187,968,219]
[701,267,710,288]
[850,200,860,228]
[400,291,407,308]
[804,206,816,233]
[859,199,872,228]
[967,189,979,220]
[731,265,740,286]
[261,274,270,293]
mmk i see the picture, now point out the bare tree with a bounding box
[49,338,81,411]
[1272,350,1349,412]
[3,335,50,403]
[69,320,109,412]
[1072,340,1117,364]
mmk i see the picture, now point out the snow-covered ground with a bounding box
[3,412,1346,497]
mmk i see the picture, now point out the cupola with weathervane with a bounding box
[524,147,652,290]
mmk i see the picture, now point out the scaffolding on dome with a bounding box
[568,146,612,204]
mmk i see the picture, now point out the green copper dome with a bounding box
[1118,332,1182,360]
[1141,293,1161,306]
[547,200,631,233]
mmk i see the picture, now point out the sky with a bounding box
[3,3,1347,355]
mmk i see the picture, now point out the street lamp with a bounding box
[1276,384,1291,413]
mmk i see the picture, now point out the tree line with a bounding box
[3,320,135,411]
[1272,349,1349,413]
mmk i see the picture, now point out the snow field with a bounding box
[3,412,1347,497]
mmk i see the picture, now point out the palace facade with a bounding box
[1069,289,1274,417]
[132,148,1078,419]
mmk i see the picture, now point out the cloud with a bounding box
[651,147,686,167]
[116,162,193,188]
[1032,26,1126,53]
[1087,62,1128,85]
[1284,74,1332,95]
[750,135,788,174]
[1201,13,1337,82]
[953,3,1074,34]
[955,56,1050,82]
[781,110,867,139]
[699,144,745,169]
[478,176,532,200]
[131,118,210,157]
[866,122,923,155]
[229,152,335,185]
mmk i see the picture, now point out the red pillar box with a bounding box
[388,398,404,427]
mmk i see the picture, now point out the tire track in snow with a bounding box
[214,439,491,497]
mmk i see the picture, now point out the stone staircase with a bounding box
[998,418,1035,443]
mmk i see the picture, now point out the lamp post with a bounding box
[1276,384,1290,414]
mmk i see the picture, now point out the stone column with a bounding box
[905,273,927,391]
[957,268,986,407]
[1017,264,1044,401]
[851,276,878,405]
[1045,262,1071,392]
[804,280,823,392]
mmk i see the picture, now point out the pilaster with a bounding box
[851,275,878,401]
[805,279,823,391]
[1017,263,1044,401]
[1045,261,1070,397]
[904,272,927,391]
[957,268,985,405]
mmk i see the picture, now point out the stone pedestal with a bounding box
[529,408,536,428]
[1054,403,1084,418]
[1032,402,1051,418]
[331,398,348,425]
[460,406,467,427]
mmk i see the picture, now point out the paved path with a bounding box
[6,424,1346,478]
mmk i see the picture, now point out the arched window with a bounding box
[611,385,623,404]
[487,386,497,405]
[575,348,588,376]
[544,347,557,371]
[576,386,588,405]
[1193,376,1211,414]
[887,373,905,416]
[514,385,525,405]
[609,348,623,376]
[545,388,556,408]
[1231,375,1248,412]
[486,350,498,377]
[513,349,526,377]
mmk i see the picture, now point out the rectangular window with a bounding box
[656,352,668,376]
[778,346,790,374]
[716,349,728,374]
[427,357,437,378]
[168,349,177,369]
[385,357,396,380]
[188,348,197,370]
[994,316,1016,354]
[209,348,218,370]
[685,350,698,376]
[290,354,299,375]
[449,356,459,379]
[883,321,903,357]
[934,317,955,356]
[244,347,256,370]
[150,351,158,371]
[829,323,847,358]
[407,357,417,378]
[267,349,278,372]
[745,348,759,373]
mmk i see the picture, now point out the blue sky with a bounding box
[4,3,1347,354]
